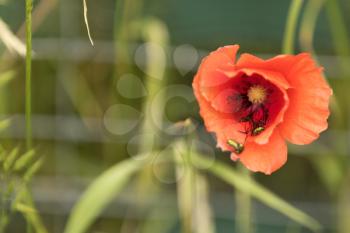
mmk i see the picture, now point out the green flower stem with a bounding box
[282,0,304,54]
[25,0,33,149]
[25,1,33,232]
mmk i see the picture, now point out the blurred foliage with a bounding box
[0,144,46,233]
[0,0,349,233]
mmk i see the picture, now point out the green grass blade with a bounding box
[25,0,33,150]
[282,0,304,54]
[3,147,19,172]
[63,157,146,233]
[23,156,44,182]
[14,149,36,171]
[14,187,48,233]
[191,153,322,232]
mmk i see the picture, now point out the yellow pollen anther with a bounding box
[247,85,267,104]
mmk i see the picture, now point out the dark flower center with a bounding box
[228,73,285,139]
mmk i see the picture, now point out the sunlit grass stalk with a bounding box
[175,128,216,233]
[25,0,33,229]
[282,0,304,54]
[175,142,194,233]
[25,0,33,149]
[235,166,254,233]
[192,173,216,233]
[25,0,33,228]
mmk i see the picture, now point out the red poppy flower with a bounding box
[193,45,332,174]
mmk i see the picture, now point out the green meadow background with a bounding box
[0,0,349,233]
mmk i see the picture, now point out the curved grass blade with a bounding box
[282,0,304,54]
[23,156,44,182]
[63,157,146,233]
[191,153,322,232]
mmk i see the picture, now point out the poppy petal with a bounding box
[236,129,287,174]
[278,55,332,144]
[236,53,301,77]
[200,45,239,101]
[200,45,239,87]
[193,73,246,153]
[235,53,332,144]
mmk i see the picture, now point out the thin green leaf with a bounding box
[15,188,48,233]
[63,157,146,233]
[14,202,37,214]
[191,153,322,232]
[14,149,36,171]
[23,157,44,182]
[3,147,19,172]
[282,0,304,54]
[25,0,33,150]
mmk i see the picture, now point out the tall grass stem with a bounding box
[25,0,33,149]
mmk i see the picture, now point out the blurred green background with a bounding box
[0,0,349,233]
